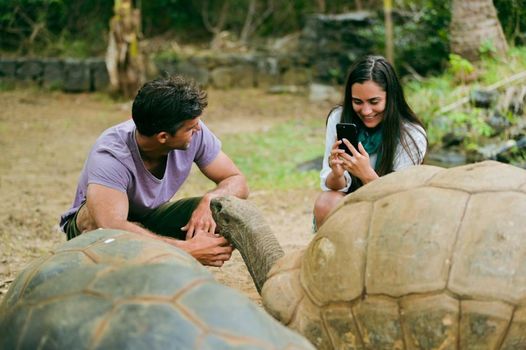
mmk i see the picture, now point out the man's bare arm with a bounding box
[84,184,233,266]
[182,151,249,237]
[201,151,249,200]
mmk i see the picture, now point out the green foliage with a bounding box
[394,0,451,75]
[357,0,451,76]
[493,0,526,45]
[478,46,526,86]
[222,118,321,190]
[447,53,474,83]
[0,80,17,91]
[406,73,456,111]
[448,54,474,73]
[0,0,382,56]
[406,73,464,145]
[153,50,180,63]
[478,39,497,58]
[0,0,112,56]
[406,46,526,150]
[449,110,493,149]
[0,0,521,80]
[327,67,343,84]
[141,0,205,40]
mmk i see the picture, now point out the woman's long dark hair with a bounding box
[340,55,426,177]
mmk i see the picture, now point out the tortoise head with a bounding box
[210,196,284,293]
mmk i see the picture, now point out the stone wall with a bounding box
[0,11,377,92]
[154,53,311,89]
[0,54,312,91]
[0,58,109,92]
[299,11,376,83]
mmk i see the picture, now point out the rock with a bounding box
[268,32,301,54]
[470,140,517,161]
[255,57,280,88]
[174,61,209,86]
[299,11,376,84]
[308,83,341,103]
[63,59,90,92]
[16,59,42,83]
[425,150,467,168]
[42,59,64,89]
[282,67,311,86]
[87,58,110,91]
[470,89,497,108]
[296,156,323,172]
[486,111,511,136]
[496,136,526,166]
[210,65,255,89]
[441,132,465,148]
[267,85,305,95]
[0,60,17,79]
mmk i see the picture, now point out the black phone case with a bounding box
[336,123,358,154]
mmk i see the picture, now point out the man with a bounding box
[60,75,249,267]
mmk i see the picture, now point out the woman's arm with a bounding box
[393,123,428,170]
[320,108,353,192]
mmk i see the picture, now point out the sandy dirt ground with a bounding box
[0,88,332,305]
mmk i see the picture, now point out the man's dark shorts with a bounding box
[64,197,202,241]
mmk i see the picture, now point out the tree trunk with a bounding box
[106,0,145,98]
[201,0,230,50]
[316,0,326,13]
[450,0,508,62]
[355,0,363,10]
[384,0,394,65]
[239,0,274,45]
[240,0,258,44]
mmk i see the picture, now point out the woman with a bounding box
[313,55,427,229]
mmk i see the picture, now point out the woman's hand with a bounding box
[329,139,346,178]
[339,139,379,184]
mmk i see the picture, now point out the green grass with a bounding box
[222,117,323,190]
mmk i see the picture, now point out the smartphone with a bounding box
[336,123,358,155]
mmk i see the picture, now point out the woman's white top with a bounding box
[320,107,427,192]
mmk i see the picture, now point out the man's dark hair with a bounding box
[132,75,208,136]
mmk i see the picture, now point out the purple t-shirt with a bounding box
[60,119,221,231]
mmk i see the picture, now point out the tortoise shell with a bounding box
[0,229,314,349]
[263,161,526,349]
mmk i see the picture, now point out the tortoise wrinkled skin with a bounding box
[262,161,526,349]
[0,229,314,350]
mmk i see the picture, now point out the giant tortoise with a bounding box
[0,229,314,349]
[213,161,526,349]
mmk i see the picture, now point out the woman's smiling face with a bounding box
[351,80,387,129]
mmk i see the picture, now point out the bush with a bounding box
[0,0,112,57]
[494,0,526,46]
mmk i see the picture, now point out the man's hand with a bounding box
[182,151,249,239]
[175,229,233,267]
[181,196,216,239]
[83,185,232,267]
